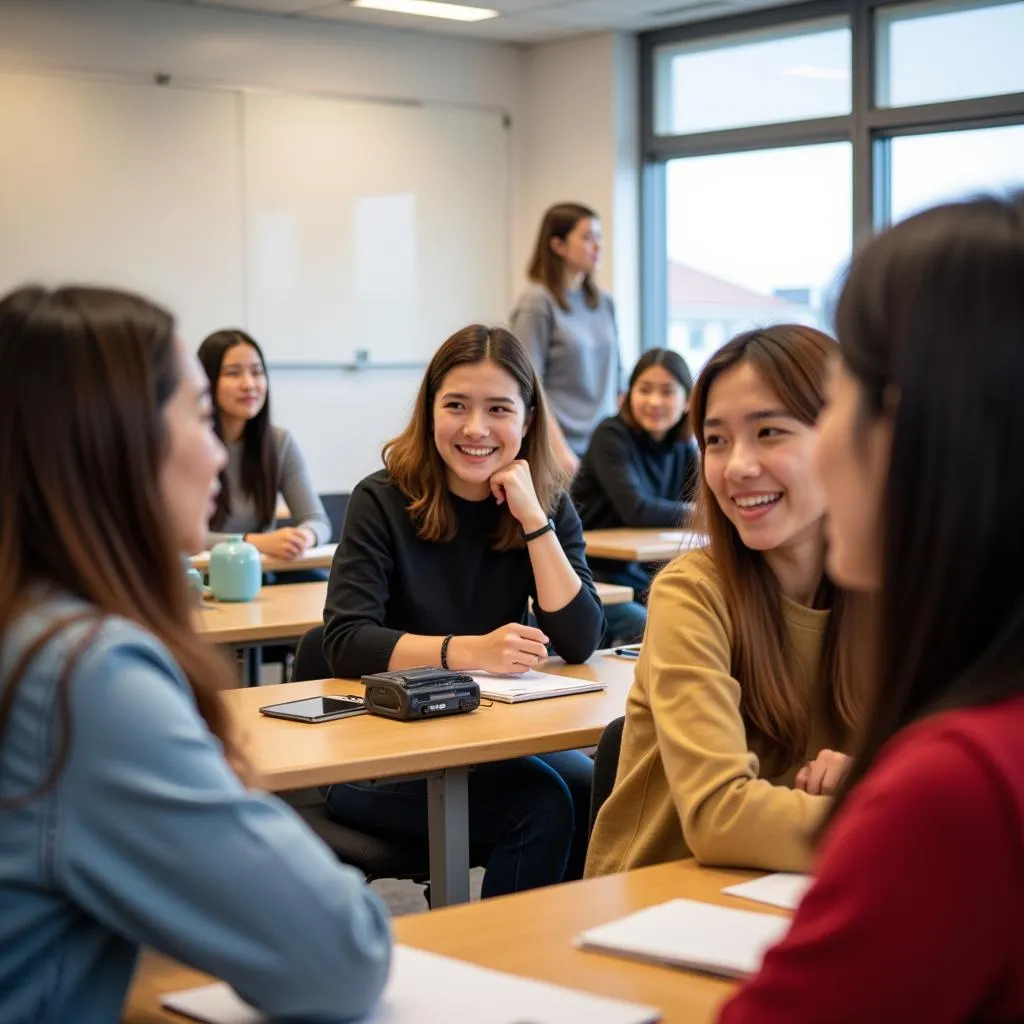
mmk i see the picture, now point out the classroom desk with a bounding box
[194,580,634,685]
[583,528,706,562]
[190,542,337,575]
[124,859,779,1024]
[221,650,636,906]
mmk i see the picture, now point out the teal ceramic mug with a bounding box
[207,536,262,602]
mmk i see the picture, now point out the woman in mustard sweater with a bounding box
[586,324,860,877]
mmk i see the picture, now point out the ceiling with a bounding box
[153,0,811,43]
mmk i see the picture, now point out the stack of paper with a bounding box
[576,898,791,980]
[469,670,604,704]
[160,944,661,1023]
[722,873,811,911]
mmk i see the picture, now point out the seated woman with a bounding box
[322,324,604,896]
[0,286,390,1023]
[573,348,699,645]
[198,329,330,571]
[586,324,859,878]
[720,196,1024,1022]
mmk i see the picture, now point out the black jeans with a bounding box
[325,750,594,898]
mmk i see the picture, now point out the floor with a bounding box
[370,868,486,916]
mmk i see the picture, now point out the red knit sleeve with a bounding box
[717,725,1020,1024]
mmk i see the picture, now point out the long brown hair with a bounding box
[385,324,568,551]
[688,325,860,775]
[527,202,600,312]
[198,329,278,532]
[826,193,1024,827]
[0,286,239,806]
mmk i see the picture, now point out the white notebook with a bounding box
[469,670,604,704]
[722,873,811,911]
[159,944,661,1024]
[575,898,791,980]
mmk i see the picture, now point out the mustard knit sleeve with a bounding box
[645,558,826,872]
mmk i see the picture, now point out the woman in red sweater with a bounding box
[719,194,1024,1023]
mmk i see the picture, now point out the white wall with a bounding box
[516,32,641,370]
[0,0,524,494]
[0,2,639,493]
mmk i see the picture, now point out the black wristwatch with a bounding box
[522,518,555,542]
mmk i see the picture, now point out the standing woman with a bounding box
[720,197,1024,1022]
[573,348,700,644]
[198,329,330,561]
[511,202,622,476]
[0,287,390,1023]
[323,325,604,895]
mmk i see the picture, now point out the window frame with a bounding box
[639,0,1024,350]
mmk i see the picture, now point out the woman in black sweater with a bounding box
[322,325,604,897]
[572,348,699,645]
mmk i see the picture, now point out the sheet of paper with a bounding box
[656,530,706,548]
[722,873,811,911]
[576,898,791,980]
[160,944,661,1024]
[468,670,603,699]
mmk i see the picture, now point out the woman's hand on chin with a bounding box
[489,460,546,532]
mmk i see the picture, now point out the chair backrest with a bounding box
[589,715,625,836]
[292,624,332,682]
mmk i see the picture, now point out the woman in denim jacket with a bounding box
[0,286,391,1024]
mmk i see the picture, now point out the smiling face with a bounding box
[215,341,267,425]
[432,359,531,500]
[630,364,688,441]
[702,359,826,557]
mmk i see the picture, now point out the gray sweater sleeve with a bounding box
[510,289,553,376]
[276,428,332,545]
[59,624,392,1020]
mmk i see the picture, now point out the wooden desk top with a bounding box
[193,582,633,647]
[583,528,706,563]
[192,581,327,645]
[225,651,637,790]
[190,543,337,574]
[124,860,782,1024]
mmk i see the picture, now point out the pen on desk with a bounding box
[613,647,641,659]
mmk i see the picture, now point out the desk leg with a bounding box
[426,767,471,908]
[238,646,262,687]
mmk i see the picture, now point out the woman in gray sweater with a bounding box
[198,329,330,559]
[511,202,622,477]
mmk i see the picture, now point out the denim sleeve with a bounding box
[53,628,391,1021]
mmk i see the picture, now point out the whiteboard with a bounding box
[0,72,245,347]
[242,92,509,366]
[0,71,509,366]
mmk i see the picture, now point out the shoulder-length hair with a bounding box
[826,192,1024,826]
[385,324,568,552]
[198,329,278,532]
[0,286,239,806]
[527,202,600,313]
[688,324,861,776]
[620,348,695,444]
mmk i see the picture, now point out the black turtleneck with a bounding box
[572,413,699,594]
[323,469,604,679]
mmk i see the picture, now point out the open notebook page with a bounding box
[722,873,811,911]
[576,898,791,980]
[160,944,661,1024]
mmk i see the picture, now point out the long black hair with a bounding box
[197,329,277,532]
[827,192,1024,825]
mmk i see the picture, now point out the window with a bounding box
[888,124,1024,224]
[642,2,1024,359]
[665,143,851,374]
[654,20,851,136]
[878,0,1024,108]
